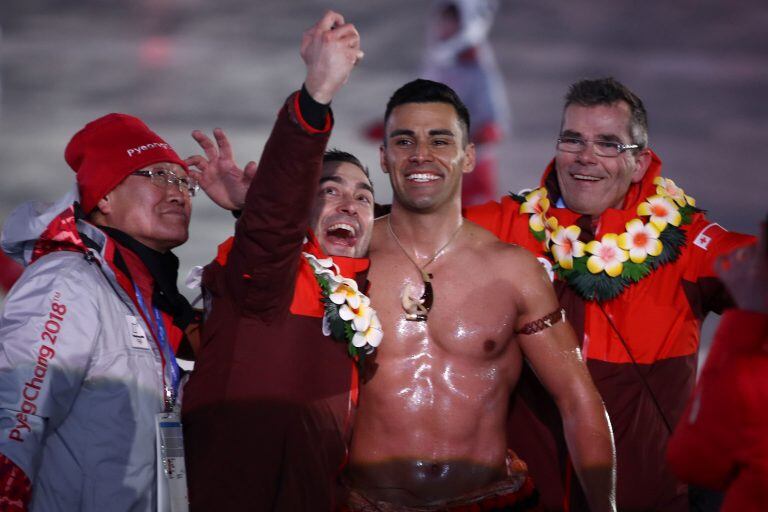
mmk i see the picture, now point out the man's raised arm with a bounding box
[189,11,361,309]
[513,252,617,512]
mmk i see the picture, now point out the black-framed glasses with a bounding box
[556,137,639,158]
[131,168,199,197]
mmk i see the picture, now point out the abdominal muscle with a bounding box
[347,332,523,506]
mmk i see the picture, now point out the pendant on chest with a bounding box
[401,271,433,322]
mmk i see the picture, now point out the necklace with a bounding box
[387,214,463,321]
[512,176,698,301]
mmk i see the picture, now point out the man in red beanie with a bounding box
[0,99,201,509]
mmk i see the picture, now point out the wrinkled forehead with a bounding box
[560,101,633,140]
[320,161,373,194]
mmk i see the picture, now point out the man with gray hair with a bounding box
[467,77,754,511]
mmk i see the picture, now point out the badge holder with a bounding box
[156,412,189,512]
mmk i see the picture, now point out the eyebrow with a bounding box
[319,175,374,194]
[560,129,623,143]
[388,128,456,138]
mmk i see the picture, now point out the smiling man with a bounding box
[466,77,755,511]
[0,113,198,511]
[345,79,616,512]
[312,149,375,259]
[180,11,374,512]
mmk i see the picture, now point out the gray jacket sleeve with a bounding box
[0,253,99,481]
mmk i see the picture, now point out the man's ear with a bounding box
[462,142,476,175]
[379,144,390,174]
[94,194,112,215]
[631,148,652,183]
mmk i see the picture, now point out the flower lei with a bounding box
[303,252,383,361]
[512,176,701,302]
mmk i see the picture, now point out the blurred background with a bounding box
[1,0,766,355]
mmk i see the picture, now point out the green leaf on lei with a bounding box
[556,255,628,301]
[317,275,332,296]
[651,225,686,268]
[323,300,349,342]
[621,260,651,282]
[679,204,701,226]
[569,268,626,301]
[517,181,694,303]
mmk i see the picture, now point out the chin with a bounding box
[162,233,189,251]
[326,247,357,258]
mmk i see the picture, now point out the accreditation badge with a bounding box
[155,412,189,512]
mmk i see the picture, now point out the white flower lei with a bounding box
[303,252,383,359]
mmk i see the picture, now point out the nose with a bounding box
[408,141,432,164]
[337,195,359,216]
[575,140,599,164]
[165,181,188,205]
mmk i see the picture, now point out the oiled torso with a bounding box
[348,219,529,505]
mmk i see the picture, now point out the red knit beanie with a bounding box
[65,113,188,213]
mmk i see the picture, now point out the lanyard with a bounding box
[134,284,181,409]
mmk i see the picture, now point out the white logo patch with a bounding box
[694,233,712,250]
[693,223,723,250]
[126,315,150,350]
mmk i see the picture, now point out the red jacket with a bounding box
[667,309,768,512]
[465,152,755,511]
[181,93,369,511]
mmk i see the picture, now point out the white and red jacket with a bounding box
[0,188,183,512]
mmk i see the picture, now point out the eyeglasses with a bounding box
[131,168,199,197]
[556,137,640,158]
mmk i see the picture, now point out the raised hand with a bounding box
[300,10,363,104]
[185,128,257,211]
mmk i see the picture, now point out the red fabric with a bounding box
[0,454,31,512]
[667,310,768,512]
[466,152,755,363]
[293,91,332,135]
[64,113,187,213]
[182,95,366,511]
[30,206,88,264]
[472,121,504,145]
[462,156,497,206]
[464,152,756,510]
[0,253,22,293]
[212,231,370,320]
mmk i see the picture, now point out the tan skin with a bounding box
[555,101,651,216]
[310,161,375,259]
[89,162,191,253]
[348,102,616,510]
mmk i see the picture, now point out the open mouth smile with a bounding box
[325,223,358,247]
[572,174,602,182]
[406,173,441,183]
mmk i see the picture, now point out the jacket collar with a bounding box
[99,226,194,329]
[213,230,370,280]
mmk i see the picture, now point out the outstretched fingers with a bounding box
[191,129,219,162]
[213,128,234,161]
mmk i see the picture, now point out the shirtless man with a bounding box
[346,79,616,511]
